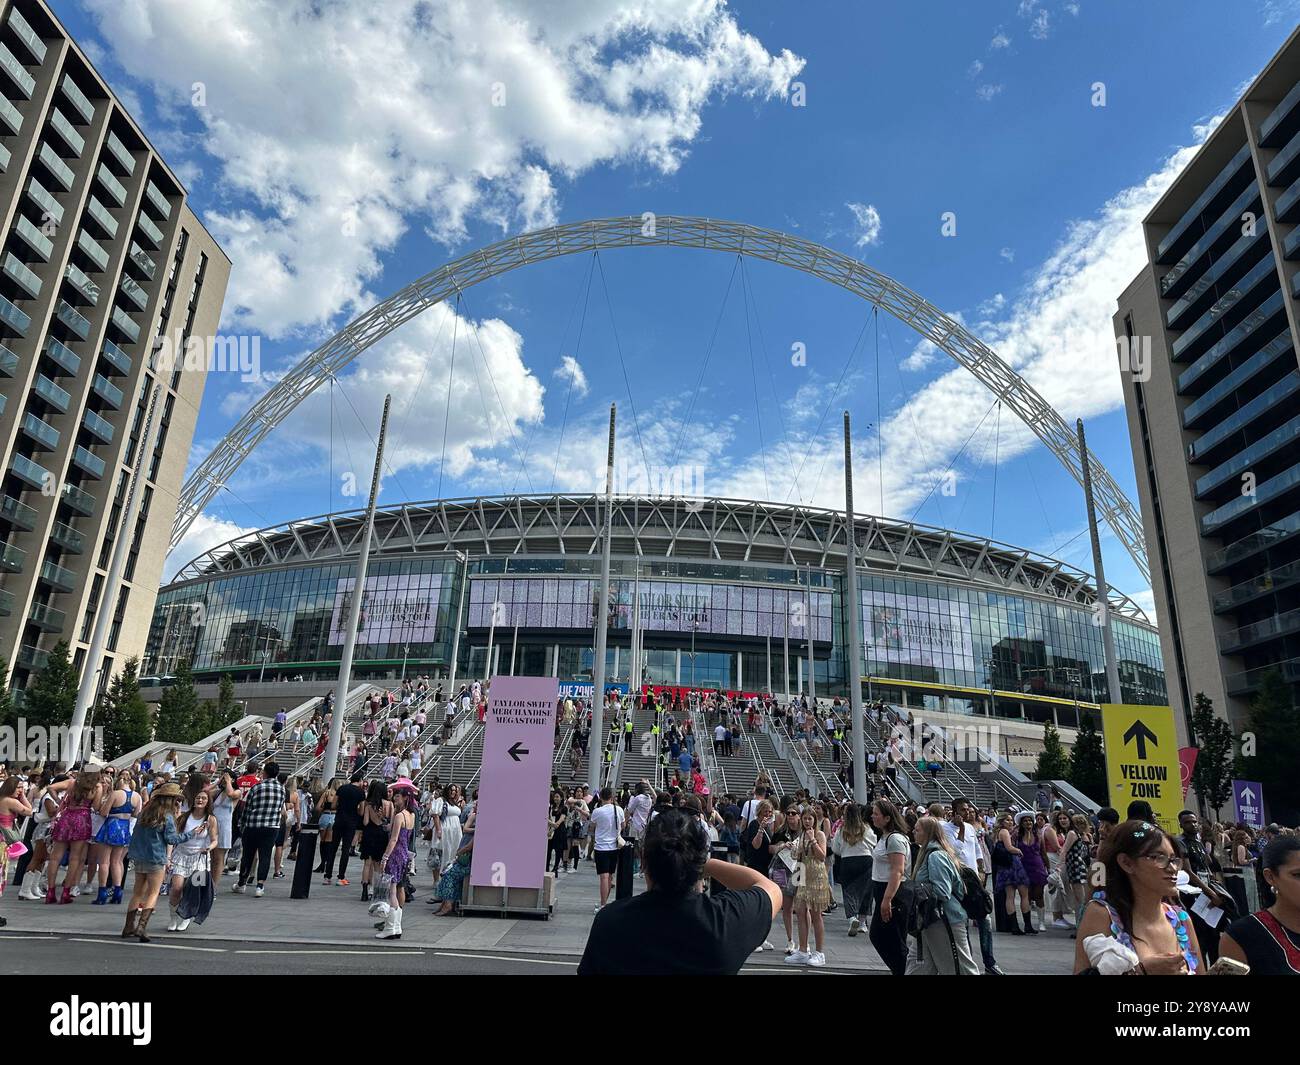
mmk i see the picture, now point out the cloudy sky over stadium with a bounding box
[52,0,1300,610]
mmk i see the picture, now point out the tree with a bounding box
[216,674,239,730]
[1189,691,1234,819]
[1068,713,1107,805]
[25,640,78,732]
[1035,721,1071,780]
[1243,668,1300,825]
[154,659,200,744]
[0,655,14,733]
[96,657,153,760]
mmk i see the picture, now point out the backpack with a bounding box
[959,865,993,920]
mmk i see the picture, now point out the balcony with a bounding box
[118,273,147,311]
[55,299,90,341]
[48,520,84,553]
[20,412,59,451]
[1156,145,1251,263]
[47,107,83,157]
[32,374,70,413]
[84,195,117,239]
[0,40,35,98]
[1,494,37,531]
[1220,607,1300,654]
[38,141,74,191]
[0,292,29,335]
[0,90,19,135]
[71,445,104,479]
[100,338,131,375]
[1202,460,1300,534]
[1178,291,1286,393]
[27,601,65,633]
[7,7,47,64]
[17,645,48,671]
[1214,558,1300,612]
[61,481,96,516]
[82,408,113,444]
[58,74,93,124]
[127,242,156,281]
[1170,255,1280,363]
[0,539,26,572]
[109,306,139,343]
[136,211,163,247]
[14,214,53,260]
[1226,657,1300,698]
[0,588,12,617]
[64,262,99,304]
[91,373,123,409]
[1,251,40,298]
[75,229,108,271]
[145,181,171,220]
[26,176,63,226]
[105,130,135,175]
[0,140,8,172]
[0,342,17,376]
[96,162,126,207]
[1161,183,1262,299]
[9,453,49,489]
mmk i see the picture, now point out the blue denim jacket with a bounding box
[127,814,186,866]
[915,843,967,925]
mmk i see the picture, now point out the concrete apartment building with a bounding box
[1114,28,1300,735]
[0,0,229,706]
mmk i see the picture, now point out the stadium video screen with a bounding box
[328,571,442,645]
[861,589,976,671]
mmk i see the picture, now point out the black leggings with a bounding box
[548,833,568,873]
[239,827,278,886]
[869,880,909,976]
[323,820,358,878]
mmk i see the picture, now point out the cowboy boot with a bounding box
[59,885,73,904]
[110,885,123,904]
[45,883,58,904]
[121,907,141,938]
[92,886,110,906]
[136,907,156,943]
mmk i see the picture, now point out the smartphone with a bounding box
[1207,956,1250,976]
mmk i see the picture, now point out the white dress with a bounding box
[213,789,235,849]
[435,800,462,874]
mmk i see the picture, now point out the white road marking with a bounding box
[235,949,425,956]
[432,951,577,966]
[68,937,227,953]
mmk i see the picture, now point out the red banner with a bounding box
[1178,746,1198,799]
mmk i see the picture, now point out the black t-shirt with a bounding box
[577,886,772,975]
[335,783,365,823]
[742,821,772,874]
[1224,910,1300,975]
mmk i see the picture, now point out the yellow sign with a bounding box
[1101,704,1183,832]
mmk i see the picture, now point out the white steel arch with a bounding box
[174,215,1150,582]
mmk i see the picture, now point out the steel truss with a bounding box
[173,215,1150,584]
[170,493,1152,625]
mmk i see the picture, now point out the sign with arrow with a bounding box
[1232,778,1265,829]
[470,675,558,891]
[1101,704,1182,832]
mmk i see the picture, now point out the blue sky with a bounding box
[51,0,1300,612]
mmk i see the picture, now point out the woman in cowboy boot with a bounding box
[121,783,189,943]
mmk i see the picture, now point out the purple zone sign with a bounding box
[1232,779,1265,830]
[469,676,559,891]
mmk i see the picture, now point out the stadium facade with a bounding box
[146,494,1166,736]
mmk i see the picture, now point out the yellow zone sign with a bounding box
[1101,704,1183,832]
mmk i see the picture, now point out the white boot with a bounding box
[375,906,401,940]
[176,917,192,932]
[168,911,180,931]
[18,877,41,900]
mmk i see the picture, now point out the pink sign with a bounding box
[469,675,558,890]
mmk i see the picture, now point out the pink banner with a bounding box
[1178,747,1198,800]
[469,675,558,890]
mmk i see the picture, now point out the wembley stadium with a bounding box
[145,493,1167,739]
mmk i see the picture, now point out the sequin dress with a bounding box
[794,834,831,912]
[382,825,411,885]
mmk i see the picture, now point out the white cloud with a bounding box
[1029,9,1051,38]
[968,59,984,77]
[554,354,590,398]
[846,202,883,246]
[164,512,257,581]
[990,28,1012,48]
[1000,247,1016,262]
[82,0,804,339]
[976,83,1005,102]
[1130,588,1158,624]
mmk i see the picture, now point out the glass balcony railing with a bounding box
[1203,460,1300,534]
[0,540,25,572]
[48,520,84,553]
[1196,412,1300,497]
[71,445,105,479]
[0,40,35,98]
[56,299,90,340]
[92,373,123,409]
[47,107,83,157]
[0,341,18,376]
[96,162,126,206]
[84,195,117,239]
[76,229,108,271]
[1170,255,1280,362]
[59,74,93,124]
[127,242,156,281]
[110,306,139,343]
[0,494,37,530]
[1189,371,1300,462]
[64,262,99,304]
[0,588,11,616]
[61,481,96,515]
[1161,183,1261,298]
[9,453,49,490]
[0,140,8,172]
[82,409,113,444]
[8,6,47,64]
[1177,291,1286,393]
[2,251,40,298]
[20,412,59,450]
[27,601,65,632]
[100,339,131,375]
[118,273,147,311]
[0,90,20,135]
[17,645,48,670]
[1183,331,1293,428]
[105,130,135,175]
[136,211,163,247]
[1157,144,1252,262]
[32,374,70,413]
[39,559,75,591]
[0,292,30,335]
[1209,510,1300,573]
[15,213,53,260]
[1215,558,1300,612]
[1221,607,1300,654]
[38,141,74,191]
[26,176,63,225]
[145,181,171,220]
